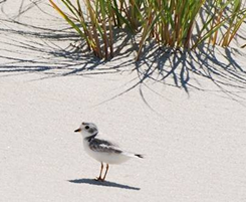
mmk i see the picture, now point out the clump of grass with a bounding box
[137,0,206,59]
[210,0,246,47]
[49,0,246,60]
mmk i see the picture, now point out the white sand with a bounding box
[1,1,246,202]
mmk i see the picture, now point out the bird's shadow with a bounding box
[68,178,140,191]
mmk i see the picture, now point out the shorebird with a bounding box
[74,122,143,181]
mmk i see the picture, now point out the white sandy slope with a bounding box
[1,1,246,202]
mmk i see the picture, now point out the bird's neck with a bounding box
[85,133,97,142]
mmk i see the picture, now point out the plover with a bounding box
[74,122,143,181]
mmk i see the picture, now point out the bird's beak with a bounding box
[74,128,81,132]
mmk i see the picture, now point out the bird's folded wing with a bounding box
[89,138,122,154]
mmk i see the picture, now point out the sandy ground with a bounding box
[1,1,246,202]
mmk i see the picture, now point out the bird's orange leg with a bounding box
[102,164,109,181]
[95,162,104,181]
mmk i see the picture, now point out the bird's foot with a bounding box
[94,177,104,182]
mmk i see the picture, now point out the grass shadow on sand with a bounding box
[1,1,246,103]
[131,43,246,96]
[68,178,140,191]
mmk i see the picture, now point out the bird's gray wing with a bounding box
[89,138,122,154]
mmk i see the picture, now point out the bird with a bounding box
[74,122,143,182]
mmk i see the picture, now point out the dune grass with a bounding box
[49,0,246,60]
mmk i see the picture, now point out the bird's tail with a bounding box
[123,152,144,159]
[134,154,144,158]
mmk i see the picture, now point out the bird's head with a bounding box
[74,122,98,138]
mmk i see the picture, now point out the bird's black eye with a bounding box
[85,126,90,130]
